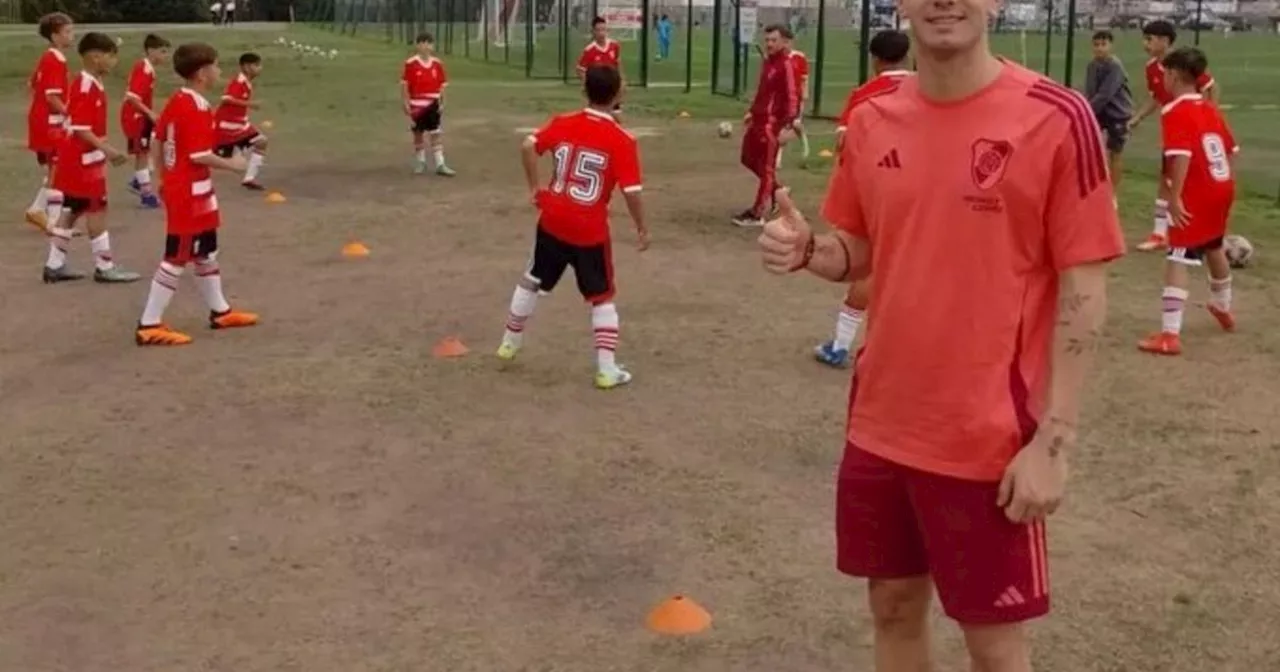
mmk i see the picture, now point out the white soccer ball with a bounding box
[328,49,339,59]
[1224,234,1254,269]
[276,36,286,44]
[717,121,733,138]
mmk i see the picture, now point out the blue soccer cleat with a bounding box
[140,193,160,209]
[813,341,850,368]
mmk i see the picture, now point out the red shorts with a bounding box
[836,444,1050,625]
[1168,200,1231,253]
[124,117,155,156]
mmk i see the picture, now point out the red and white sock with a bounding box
[591,302,620,372]
[45,227,72,269]
[141,262,183,326]
[90,232,114,271]
[244,149,265,182]
[1209,274,1232,311]
[44,189,64,232]
[833,304,864,351]
[502,283,538,347]
[194,254,231,313]
[135,168,154,195]
[1161,286,1188,334]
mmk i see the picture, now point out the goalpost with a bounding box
[599,0,643,40]
[474,0,527,46]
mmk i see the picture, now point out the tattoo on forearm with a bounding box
[1064,328,1101,356]
[1048,435,1066,458]
[1058,293,1091,315]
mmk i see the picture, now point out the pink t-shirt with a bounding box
[822,61,1125,481]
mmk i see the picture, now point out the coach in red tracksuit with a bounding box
[733,24,800,228]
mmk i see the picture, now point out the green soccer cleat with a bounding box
[412,158,428,175]
[93,266,142,284]
[594,367,633,390]
[496,342,519,361]
[435,164,456,177]
[42,265,86,284]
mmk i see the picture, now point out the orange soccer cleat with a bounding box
[136,323,194,347]
[209,309,259,330]
[1138,331,1182,356]
[1206,303,1236,332]
[1135,233,1168,252]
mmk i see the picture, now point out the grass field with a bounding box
[3,21,1280,672]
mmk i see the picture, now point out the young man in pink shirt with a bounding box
[758,0,1125,667]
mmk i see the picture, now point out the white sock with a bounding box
[194,254,231,313]
[1161,286,1189,334]
[135,168,153,194]
[800,131,810,158]
[591,302,620,372]
[45,228,72,269]
[244,150,264,182]
[44,190,64,232]
[415,148,427,163]
[141,262,183,326]
[28,180,48,212]
[502,283,539,347]
[833,305,864,351]
[1209,274,1233,311]
[1153,199,1170,237]
[90,232,114,271]
[432,146,445,167]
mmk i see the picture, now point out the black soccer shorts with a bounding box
[528,226,615,304]
[411,103,442,134]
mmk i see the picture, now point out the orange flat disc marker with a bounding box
[432,336,469,358]
[646,595,711,635]
[341,242,370,258]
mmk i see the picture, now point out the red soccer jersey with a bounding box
[215,73,254,141]
[836,70,910,132]
[157,88,220,234]
[577,39,622,75]
[822,62,1124,481]
[27,47,69,153]
[54,72,109,197]
[789,50,810,82]
[1161,93,1237,247]
[401,55,448,110]
[121,58,157,138]
[529,108,642,246]
[1145,58,1214,105]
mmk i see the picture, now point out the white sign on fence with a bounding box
[602,6,643,30]
[738,0,759,44]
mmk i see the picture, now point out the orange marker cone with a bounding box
[432,336,469,358]
[646,595,711,635]
[341,242,369,258]
[677,110,691,118]
[266,191,287,203]
[818,149,834,158]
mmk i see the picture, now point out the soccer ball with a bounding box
[328,49,339,59]
[717,121,733,138]
[276,36,286,44]
[1224,234,1254,269]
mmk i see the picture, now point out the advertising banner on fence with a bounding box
[738,0,758,45]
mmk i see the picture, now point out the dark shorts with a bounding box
[527,226,615,304]
[63,194,108,215]
[34,151,55,167]
[836,444,1051,625]
[411,103,442,133]
[164,229,219,265]
[1167,235,1225,266]
[1097,115,1129,153]
[126,118,155,155]
[215,130,263,158]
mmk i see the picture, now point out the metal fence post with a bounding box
[684,0,694,92]
[640,0,650,86]
[1043,0,1053,76]
[813,0,825,116]
[1062,0,1076,85]
[857,0,870,84]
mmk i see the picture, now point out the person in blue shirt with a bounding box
[656,14,673,61]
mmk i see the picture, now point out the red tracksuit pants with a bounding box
[740,123,782,218]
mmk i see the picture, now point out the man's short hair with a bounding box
[143,33,171,51]
[584,64,621,105]
[1162,46,1208,79]
[239,51,262,66]
[764,24,794,39]
[415,31,434,44]
[174,42,219,79]
[1092,29,1113,42]
[1142,19,1177,42]
[869,30,909,63]
[592,16,606,27]
[37,12,72,41]
[78,32,118,56]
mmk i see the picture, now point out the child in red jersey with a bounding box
[214,52,269,190]
[401,32,456,176]
[577,17,624,117]
[121,33,170,209]
[814,29,910,368]
[1128,20,1218,253]
[1138,47,1238,356]
[495,65,649,390]
[43,32,142,285]
[24,12,74,232]
[136,43,258,346]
